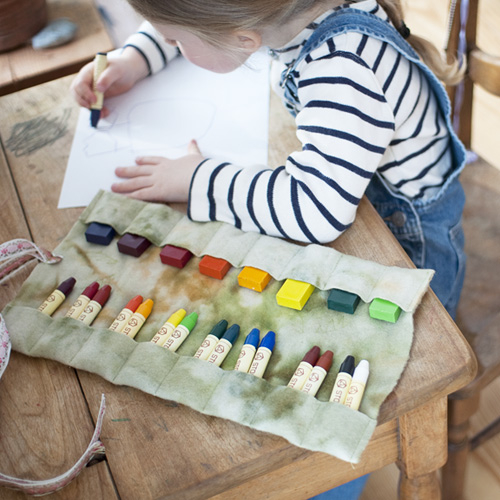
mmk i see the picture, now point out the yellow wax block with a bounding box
[237,266,271,292]
[276,279,314,311]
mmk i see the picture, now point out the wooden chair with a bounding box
[442,1,500,498]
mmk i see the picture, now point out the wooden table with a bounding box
[0,0,114,96]
[0,75,477,500]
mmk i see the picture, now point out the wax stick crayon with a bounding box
[65,281,99,319]
[109,295,143,332]
[208,324,240,367]
[302,350,334,396]
[163,312,198,352]
[77,285,111,325]
[121,299,154,339]
[39,277,76,316]
[287,346,320,390]
[194,320,228,360]
[234,328,260,372]
[329,355,355,404]
[343,360,369,411]
[249,330,275,378]
[150,309,186,346]
[90,52,107,127]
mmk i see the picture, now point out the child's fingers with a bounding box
[115,165,153,179]
[111,175,153,194]
[187,139,201,155]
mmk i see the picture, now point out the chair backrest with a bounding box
[445,0,500,149]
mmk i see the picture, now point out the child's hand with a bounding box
[111,140,204,203]
[70,47,149,119]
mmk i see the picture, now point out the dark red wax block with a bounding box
[159,245,193,268]
[199,255,231,280]
[117,233,151,257]
[85,222,116,246]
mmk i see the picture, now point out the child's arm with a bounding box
[71,21,179,117]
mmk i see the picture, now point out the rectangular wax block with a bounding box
[237,266,271,292]
[160,245,193,268]
[117,233,151,257]
[276,279,314,311]
[327,288,361,314]
[369,298,402,323]
[85,222,116,246]
[199,255,231,280]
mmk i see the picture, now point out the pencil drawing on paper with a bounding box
[82,98,217,158]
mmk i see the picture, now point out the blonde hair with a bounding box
[127,0,463,85]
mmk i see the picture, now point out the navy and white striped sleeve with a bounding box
[123,21,179,75]
[189,53,396,243]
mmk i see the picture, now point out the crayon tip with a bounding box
[316,350,334,371]
[222,324,240,344]
[90,108,101,128]
[136,299,153,318]
[209,319,229,339]
[259,330,276,351]
[57,277,76,296]
[339,355,356,375]
[353,360,370,384]
[125,294,143,312]
[179,311,198,331]
[93,284,111,306]
[167,308,187,327]
[82,281,99,299]
[303,345,321,365]
[244,328,260,348]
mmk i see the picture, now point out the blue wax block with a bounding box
[85,222,116,246]
[327,288,361,314]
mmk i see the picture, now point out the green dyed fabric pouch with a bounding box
[2,191,434,463]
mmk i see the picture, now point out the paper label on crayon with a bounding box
[287,362,312,390]
[329,373,352,404]
[78,302,102,325]
[151,322,175,346]
[248,347,271,378]
[65,295,90,319]
[194,335,218,360]
[163,325,189,352]
[208,339,231,367]
[302,366,327,397]
[38,290,65,316]
[343,381,366,411]
[109,308,133,332]
[234,345,256,373]
[121,313,145,339]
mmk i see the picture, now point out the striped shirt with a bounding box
[125,0,453,244]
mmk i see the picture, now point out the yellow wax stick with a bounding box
[163,312,198,352]
[150,309,186,346]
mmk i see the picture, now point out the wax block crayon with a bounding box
[117,233,151,257]
[199,255,231,280]
[276,279,314,311]
[327,288,361,314]
[85,222,116,246]
[369,298,402,323]
[237,266,271,292]
[160,245,193,268]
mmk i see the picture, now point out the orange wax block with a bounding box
[237,266,271,292]
[199,255,231,280]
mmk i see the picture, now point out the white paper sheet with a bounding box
[58,51,270,208]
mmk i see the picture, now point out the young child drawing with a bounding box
[71,0,466,321]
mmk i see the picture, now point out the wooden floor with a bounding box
[362,1,500,498]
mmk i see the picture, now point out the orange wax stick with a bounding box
[109,295,143,333]
[121,299,154,339]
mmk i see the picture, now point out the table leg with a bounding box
[397,397,448,500]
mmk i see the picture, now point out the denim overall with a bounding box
[279,9,467,318]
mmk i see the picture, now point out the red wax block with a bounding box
[199,255,231,280]
[117,233,151,257]
[160,245,193,268]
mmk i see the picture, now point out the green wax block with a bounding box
[327,288,360,314]
[369,298,402,323]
